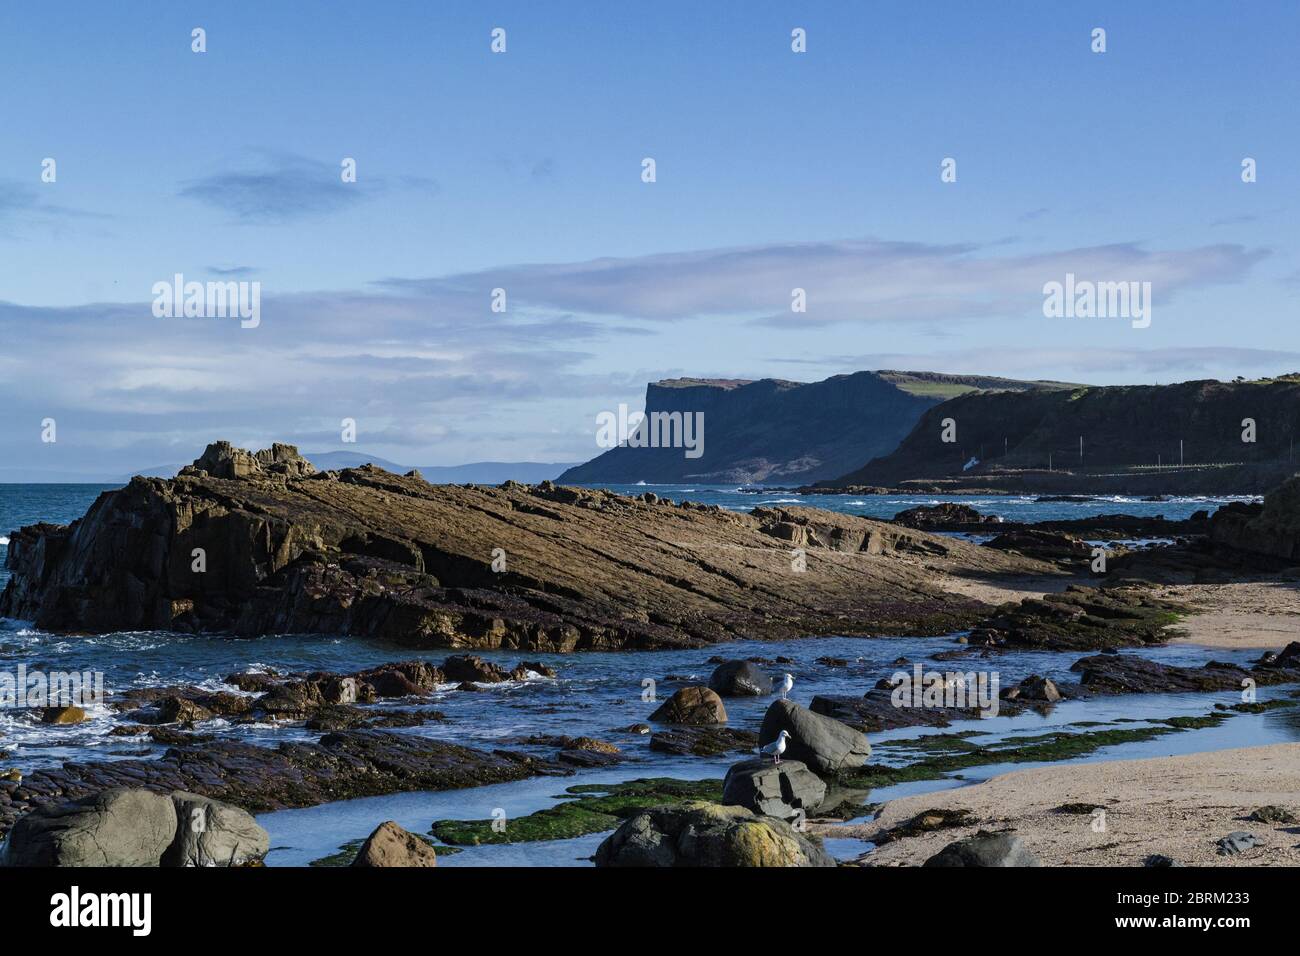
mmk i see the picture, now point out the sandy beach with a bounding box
[1155,581,1300,649]
[816,743,1300,866]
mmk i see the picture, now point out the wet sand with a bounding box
[815,743,1300,866]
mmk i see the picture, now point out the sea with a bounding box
[2,483,1292,867]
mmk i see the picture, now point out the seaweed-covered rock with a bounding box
[593,801,834,867]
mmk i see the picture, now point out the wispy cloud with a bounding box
[379,237,1268,326]
[177,153,438,225]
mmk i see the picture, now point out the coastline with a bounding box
[816,743,1300,867]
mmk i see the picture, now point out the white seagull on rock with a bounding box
[777,673,794,699]
[760,730,791,765]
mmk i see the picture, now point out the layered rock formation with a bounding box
[1,442,1051,649]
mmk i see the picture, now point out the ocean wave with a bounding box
[0,536,8,546]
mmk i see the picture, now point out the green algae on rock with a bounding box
[429,778,723,846]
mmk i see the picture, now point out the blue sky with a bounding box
[2,1,1298,479]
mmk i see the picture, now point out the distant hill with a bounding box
[558,370,1068,485]
[827,375,1300,494]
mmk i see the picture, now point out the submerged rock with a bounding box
[759,699,871,775]
[593,801,834,867]
[351,821,438,867]
[649,726,758,757]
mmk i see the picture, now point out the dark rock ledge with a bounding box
[0,730,560,841]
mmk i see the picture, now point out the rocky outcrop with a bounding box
[351,821,438,867]
[593,801,834,867]
[759,700,871,775]
[968,586,1185,650]
[894,503,1000,529]
[1070,652,1300,695]
[1209,474,1300,560]
[722,759,826,821]
[0,731,552,840]
[0,787,268,867]
[0,443,1046,649]
[649,686,727,724]
[923,832,1041,867]
[707,660,771,697]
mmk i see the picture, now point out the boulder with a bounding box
[157,696,214,724]
[351,821,438,867]
[708,660,771,697]
[923,832,1040,867]
[1004,674,1061,703]
[442,655,509,683]
[1,788,177,866]
[722,759,826,821]
[649,686,727,724]
[40,705,87,725]
[759,699,870,775]
[164,792,270,866]
[593,801,834,867]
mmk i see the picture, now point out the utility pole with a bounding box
[1079,436,1084,461]
[1180,439,1184,466]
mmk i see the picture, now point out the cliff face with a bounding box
[559,371,994,484]
[0,442,1049,650]
[831,378,1300,494]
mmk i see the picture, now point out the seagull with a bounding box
[759,730,791,765]
[777,673,794,699]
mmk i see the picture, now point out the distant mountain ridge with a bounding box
[558,370,1069,485]
[828,375,1300,494]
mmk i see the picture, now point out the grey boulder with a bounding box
[0,787,269,867]
[759,699,871,775]
[165,791,270,866]
[722,758,826,821]
[1,788,178,867]
[708,660,771,697]
[923,832,1040,867]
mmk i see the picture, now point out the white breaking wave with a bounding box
[0,536,9,545]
